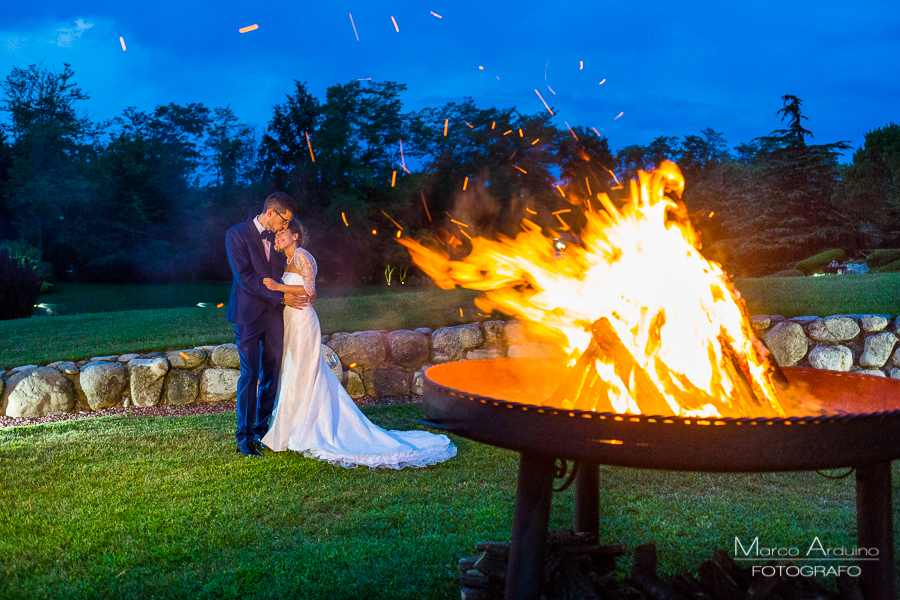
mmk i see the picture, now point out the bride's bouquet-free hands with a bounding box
[263,277,287,292]
[264,277,316,309]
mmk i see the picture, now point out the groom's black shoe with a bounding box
[252,438,267,453]
[237,441,262,457]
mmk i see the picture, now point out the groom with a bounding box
[225,192,313,457]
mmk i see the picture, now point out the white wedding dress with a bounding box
[261,248,457,469]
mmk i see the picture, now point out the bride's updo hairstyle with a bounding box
[285,217,308,248]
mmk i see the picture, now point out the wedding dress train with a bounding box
[260,248,457,469]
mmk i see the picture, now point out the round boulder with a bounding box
[859,315,889,333]
[807,345,853,372]
[165,370,200,405]
[3,367,75,418]
[321,344,343,381]
[482,320,506,349]
[363,365,411,397]
[128,357,169,407]
[808,316,860,342]
[504,321,528,345]
[859,332,899,368]
[762,321,808,367]
[342,370,365,399]
[432,323,484,363]
[386,330,430,367]
[211,344,240,368]
[167,349,207,369]
[327,331,386,369]
[200,368,240,402]
[80,362,127,410]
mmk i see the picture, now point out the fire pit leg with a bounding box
[855,461,894,600]
[506,453,556,600]
[574,462,600,538]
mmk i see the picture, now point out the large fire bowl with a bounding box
[422,358,900,600]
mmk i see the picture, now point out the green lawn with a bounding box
[1,403,890,599]
[36,281,428,316]
[2,288,481,369]
[734,272,900,318]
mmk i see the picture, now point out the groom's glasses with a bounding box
[271,211,289,228]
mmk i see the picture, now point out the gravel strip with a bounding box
[0,396,422,430]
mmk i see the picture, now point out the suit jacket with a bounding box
[225,218,287,325]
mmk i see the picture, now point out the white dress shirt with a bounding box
[253,216,271,261]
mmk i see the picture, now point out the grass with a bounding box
[734,272,900,318]
[1,288,480,369]
[36,282,431,316]
[1,403,894,599]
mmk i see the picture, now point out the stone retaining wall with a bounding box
[2,314,899,418]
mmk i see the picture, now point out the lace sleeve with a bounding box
[293,248,317,295]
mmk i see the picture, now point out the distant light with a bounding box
[478,66,484,70]
[579,60,583,70]
[463,176,469,191]
[430,11,442,18]
[391,16,399,32]
[239,24,258,33]
[371,230,377,235]
[217,303,224,308]
[119,36,126,51]
[614,111,624,120]
[599,79,606,85]
[547,84,556,95]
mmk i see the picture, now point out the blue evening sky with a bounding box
[2,0,897,160]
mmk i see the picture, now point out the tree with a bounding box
[703,96,851,275]
[0,63,97,270]
[837,123,900,246]
[259,80,320,193]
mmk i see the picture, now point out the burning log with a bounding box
[548,314,796,417]
[548,317,673,414]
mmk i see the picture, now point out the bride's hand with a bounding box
[263,278,277,290]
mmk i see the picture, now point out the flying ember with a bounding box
[400,163,804,418]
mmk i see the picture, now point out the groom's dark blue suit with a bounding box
[225,218,287,446]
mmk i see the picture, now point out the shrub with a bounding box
[864,249,900,269]
[794,249,846,275]
[870,257,900,274]
[0,240,54,292]
[0,248,43,320]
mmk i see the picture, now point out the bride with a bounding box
[259,218,457,470]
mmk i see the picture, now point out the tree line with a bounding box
[1,62,898,286]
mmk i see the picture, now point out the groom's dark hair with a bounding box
[263,192,297,215]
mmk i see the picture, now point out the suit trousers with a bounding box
[234,307,285,445]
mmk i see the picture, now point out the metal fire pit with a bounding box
[422,358,900,600]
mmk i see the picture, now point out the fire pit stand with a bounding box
[422,359,900,600]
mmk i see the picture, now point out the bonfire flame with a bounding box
[401,162,797,418]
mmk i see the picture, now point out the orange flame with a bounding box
[400,163,797,418]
